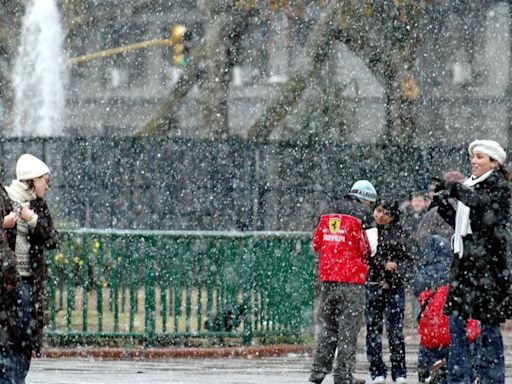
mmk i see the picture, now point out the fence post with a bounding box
[96,237,104,334]
[81,234,90,332]
[242,236,254,345]
[144,236,157,344]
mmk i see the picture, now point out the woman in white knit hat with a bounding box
[4,154,60,383]
[435,140,511,384]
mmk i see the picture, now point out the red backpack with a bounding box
[418,285,480,349]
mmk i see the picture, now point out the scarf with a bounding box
[5,180,37,276]
[452,170,493,258]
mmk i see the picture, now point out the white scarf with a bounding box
[452,170,493,258]
[5,180,37,276]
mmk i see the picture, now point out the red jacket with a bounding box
[418,285,480,349]
[313,214,369,284]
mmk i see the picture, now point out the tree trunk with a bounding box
[246,1,344,139]
[247,0,423,142]
[198,3,235,138]
[135,45,205,136]
[137,3,251,137]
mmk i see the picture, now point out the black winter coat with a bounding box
[28,198,60,355]
[437,171,512,324]
[0,185,19,353]
[367,220,414,289]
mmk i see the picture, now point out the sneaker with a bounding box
[395,378,407,384]
[373,376,386,384]
[431,359,447,376]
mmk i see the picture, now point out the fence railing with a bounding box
[45,229,316,345]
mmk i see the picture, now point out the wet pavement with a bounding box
[27,352,416,384]
[25,330,512,383]
[25,347,512,384]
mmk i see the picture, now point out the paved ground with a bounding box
[25,329,512,384]
[26,352,418,384]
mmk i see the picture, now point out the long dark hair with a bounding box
[21,179,34,192]
[497,163,512,181]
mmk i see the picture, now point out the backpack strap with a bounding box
[416,286,439,323]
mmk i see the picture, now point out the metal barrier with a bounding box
[45,229,316,345]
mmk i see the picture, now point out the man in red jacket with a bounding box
[309,180,376,384]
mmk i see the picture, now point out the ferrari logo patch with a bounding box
[329,218,341,234]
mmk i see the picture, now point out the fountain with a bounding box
[11,0,67,136]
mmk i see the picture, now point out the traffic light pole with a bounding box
[69,38,173,65]
[69,25,188,65]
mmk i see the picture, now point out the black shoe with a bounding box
[309,372,325,384]
[333,376,365,384]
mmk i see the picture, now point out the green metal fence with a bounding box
[45,229,316,345]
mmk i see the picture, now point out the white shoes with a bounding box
[372,375,407,384]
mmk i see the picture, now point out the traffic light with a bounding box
[170,24,190,66]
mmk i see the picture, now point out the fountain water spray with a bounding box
[11,0,67,136]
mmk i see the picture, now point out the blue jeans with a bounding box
[14,280,36,384]
[448,315,502,384]
[0,280,35,384]
[447,314,473,384]
[476,322,504,384]
[365,285,406,381]
[0,351,20,384]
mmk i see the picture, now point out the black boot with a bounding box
[308,372,325,384]
[333,375,365,384]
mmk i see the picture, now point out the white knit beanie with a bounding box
[16,154,50,181]
[468,140,507,165]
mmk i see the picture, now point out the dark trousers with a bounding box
[0,351,20,384]
[365,285,407,381]
[418,346,448,382]
[0,280,35,384]
[311,282,365,382]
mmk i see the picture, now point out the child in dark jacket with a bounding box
[365,198,414,384]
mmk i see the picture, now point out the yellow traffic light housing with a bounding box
[170,24,187,45]
[170,24,188,66]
